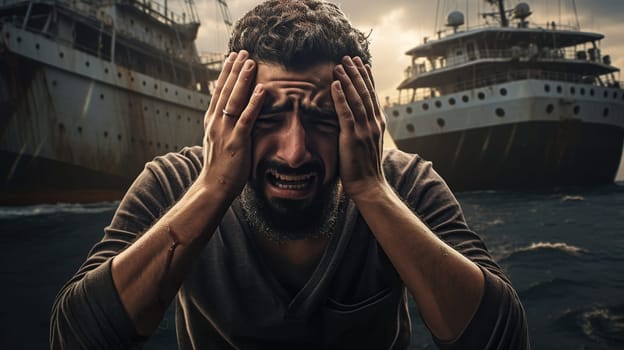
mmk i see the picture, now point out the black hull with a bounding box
[0,150,133,205]
[394,121,624,192]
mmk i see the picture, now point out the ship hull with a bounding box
[395,120,624,191]
[1,23,209,204]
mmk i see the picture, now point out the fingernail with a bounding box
[237,51,248,61]
[334,81,342,92]
[342,56,354,66]
[244,60,255,70]
[335,65,345,75]
[227,52,236,62]
[254,84,264,94]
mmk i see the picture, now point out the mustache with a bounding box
[258,159,324,176]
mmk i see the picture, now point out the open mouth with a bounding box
[266,169,317,192]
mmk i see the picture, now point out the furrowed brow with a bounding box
[259,99,294,115]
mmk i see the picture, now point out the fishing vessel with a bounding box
[0,0,229,204]
[384,1,624,191]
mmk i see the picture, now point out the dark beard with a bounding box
[239,178,345,242]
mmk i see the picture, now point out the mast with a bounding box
[496,0,508,27]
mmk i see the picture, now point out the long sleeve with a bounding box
[50,148,201,349]
[382,149,529,349]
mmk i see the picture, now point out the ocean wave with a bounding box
[499,241,587,262]
[560,195,585,202]
[518,277,588,300]
[0,202,119,219]
[555,305,624,345]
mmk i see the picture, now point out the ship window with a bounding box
[406,107,413,114]
[495,108,505,117]
[603,91,608,98]
[422,103,429,111]
[157,142,161,148]
[436,118,445,127]
[52,80,57,87]
[570,86,576,94]
[546,104,554,114]
[100,94,104,100]
[165,87,169,93]
[500,88,508,96]
[613,91,618,99]
[17,36,21,43]
[104,68,109,74]
[4,32,9,39]
[177,114,182,120]
[142,81,146,86]
[462,95,469,103]
[544,84,550,92]
[35,43,40,50]
[574,105,580,115]
[590,89,595,96]
[118,72,122,78]
[144,106,148,111]
[406,124,415,132]
[197,119,201,124]
[392,110,399,117]
[117,134,122,141]
[77,126,82,133]
[104,131,108,138]
[154,84,158,90]
[187,95,191,100]
[449,98,456,105]
[556,85,562,93]
[603,108,609,117]
[156,109,160,115]
[165,144,169,149]
[478,92,485,100]
[580,88,585,95]
[85,61,90,67]
[187,117,191,122]
[58,122,65,131]
[175,91,179,96]
[435,101,442,108]
[166,111,170,117]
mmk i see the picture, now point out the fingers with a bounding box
[207,52,237,117]
[216,51,254,119]
[334,56,376,123]
[234,84,265,137]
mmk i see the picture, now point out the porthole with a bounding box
[35,43,40,50]
[58,122,65,130]
[104,131,108,137]
[422,103,429,111]
[544,84,551,92]
[104,68,109,74]
[449,98,456,105]
[604,91,608,98]
[435,100,442,108]
[118,72,122,78]
[154,84,158,90]
[187,95,191,100]
[142,81,146,86]
[175,91,178,96]
[436,118,445,127]
[17,36,22,43]
[177,114,182,120]
[85,61,90,67]
[52,80,57,87]
[570,86,576,94]
[580,88,585,95]
[117,134,122,140]
[603,108,609,117]
[406,124,415,132]
[165,144,169,149]
[157,142,161,148]
[613,91,618,99]
[59,52,64,58]
[144,106,148,111]
[392,110,399,117]
[495,108,505,117]
[165,87,169,93]
[462,95,469,103]
[406,107,413,114]
[77,126,82,133]
[574,105,580,115]
[478,92,485,100]
[556,85,562,93]
[187,117,191,122]
[590,89,595,96]
[500,88,508,96]
[100,94,104,100]
[546,104,554,114]
[156,109,160,115]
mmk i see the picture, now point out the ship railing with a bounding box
[117,0,198,26]
[389,69,620,106]
[425,20,579,43]
[407,46,610,79]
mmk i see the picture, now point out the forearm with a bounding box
[351,182,484,342]
[111,175,233,336]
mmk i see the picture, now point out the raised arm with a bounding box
[331,55,528,348]
[50,50,265,348]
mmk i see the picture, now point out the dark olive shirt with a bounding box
[50,146,529,349]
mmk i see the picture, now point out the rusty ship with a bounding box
[384,0,624,191]
[0,0,230,204]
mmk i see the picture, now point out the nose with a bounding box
[275,115,310,168]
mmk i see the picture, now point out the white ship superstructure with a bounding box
[385,1,624,191]
[0,0,225,203]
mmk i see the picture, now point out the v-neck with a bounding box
[230,198,357,318]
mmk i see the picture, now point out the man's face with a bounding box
[247,62,340,231]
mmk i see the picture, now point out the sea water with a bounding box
[0,184,623,349]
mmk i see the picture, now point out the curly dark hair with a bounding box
[228,0,371,70]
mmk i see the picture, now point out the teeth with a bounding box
[268,169,316,190]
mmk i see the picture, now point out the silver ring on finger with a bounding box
[222,109,239,119]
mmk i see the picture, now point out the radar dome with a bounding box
[513,3,532,20]
[446,11,465,27]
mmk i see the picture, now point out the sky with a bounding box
[192,0,624,180]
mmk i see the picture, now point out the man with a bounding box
[51,1,529,349]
